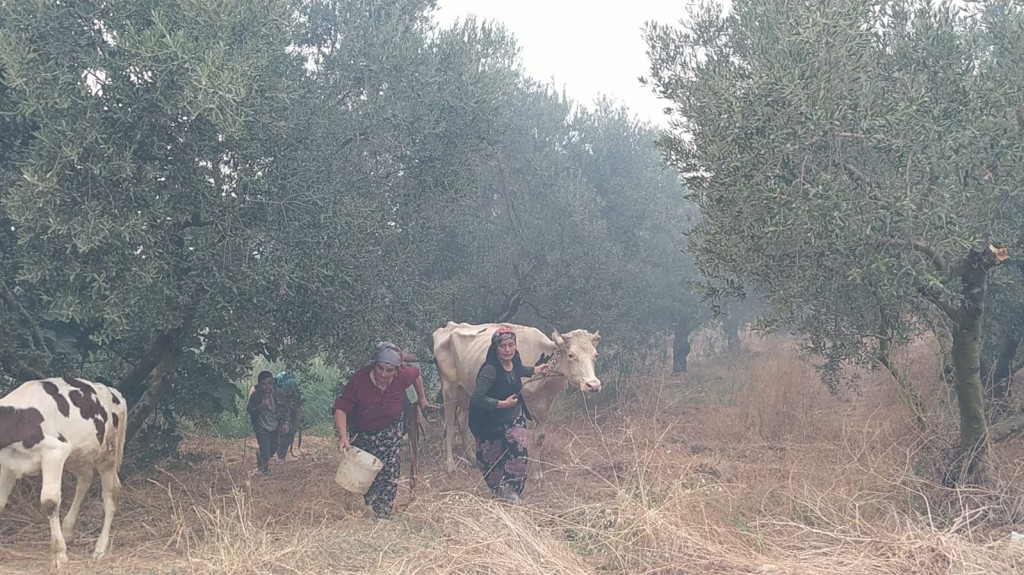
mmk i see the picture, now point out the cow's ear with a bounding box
[552,330,565,346]
[591,331,601,344]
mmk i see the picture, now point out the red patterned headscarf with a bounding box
[491,326,516,346]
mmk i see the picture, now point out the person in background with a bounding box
[274,371,303,460]
[468,326,551,502]
[247,371,291,476]
[332,343,428,519]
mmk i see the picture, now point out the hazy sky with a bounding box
[433,1,689,127]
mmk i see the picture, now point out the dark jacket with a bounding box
[469,356,535,439]
[247,385,291,431]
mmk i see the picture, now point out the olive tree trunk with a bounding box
[943,245,1008,483]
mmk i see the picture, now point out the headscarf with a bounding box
[372,341,403,367]
[484,326,520,373]
[491,326,516,347]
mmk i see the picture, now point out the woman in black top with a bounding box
[468,326,550,502]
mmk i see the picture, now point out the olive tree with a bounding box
[646,0,1024,480]
[0,0,518,444]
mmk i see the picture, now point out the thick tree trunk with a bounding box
[672,322,693,374]
[723,314,742,353]
[117,328,186,443]
[124,347,181,443]
[118,330,182,406]
[944,246,1006,484]
[950,326,988,482]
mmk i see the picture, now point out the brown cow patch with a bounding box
[0,406,45,450]
[110,394,121,405]
[111,413,119,429]
[66,379,108,444]
[41,380,70,417]
[68,389,105,420]
[57,434,67,443]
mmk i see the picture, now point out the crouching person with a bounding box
[332,343,427,520]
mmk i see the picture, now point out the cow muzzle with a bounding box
[584,379,601,392]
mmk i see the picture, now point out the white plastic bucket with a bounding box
[335,446,384,495]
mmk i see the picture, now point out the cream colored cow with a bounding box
[432,322,601,478]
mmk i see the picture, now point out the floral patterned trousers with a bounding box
[475,411,529,497]
[352,418,403,519]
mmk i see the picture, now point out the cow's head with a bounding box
[552,329,601,392]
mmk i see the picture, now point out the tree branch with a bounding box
[521,299,561,329]
[496,290,523,323]
[0,278,50,356]
[874,236,950,277]
[915,285,958,324]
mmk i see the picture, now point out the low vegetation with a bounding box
[3,337,1023,574]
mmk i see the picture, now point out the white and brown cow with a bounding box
[432,322,601,478]
[0,377,127,565]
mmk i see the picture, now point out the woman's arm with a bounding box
[332,375,358,451]
[469,364,502,411]
[413,374,428,407]
[334,409,349,451]
[522,363,551,379]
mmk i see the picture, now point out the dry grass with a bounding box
[3,336,1024,574]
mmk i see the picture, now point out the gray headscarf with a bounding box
[372,342,403,367]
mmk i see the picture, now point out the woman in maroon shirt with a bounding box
[332,343,427,519]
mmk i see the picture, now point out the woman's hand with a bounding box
[497,394,519,409]
[281,422,291,435]
[338,435,350,452]
[534,363,552,376]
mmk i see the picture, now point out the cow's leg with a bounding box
[532,420,547,482]
[0,465,17,514]
[457,401,474,462]
[40,446,70,565]
[443,385,458,474]
[62,467,95,541]
[93,467,119,558]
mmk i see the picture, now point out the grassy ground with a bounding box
[3,336,1024,574]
